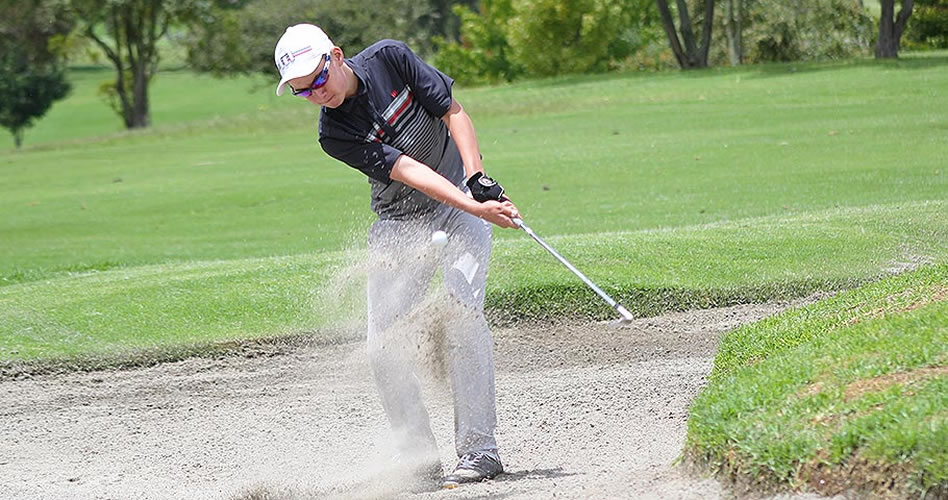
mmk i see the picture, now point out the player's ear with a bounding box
[331,47,344,61]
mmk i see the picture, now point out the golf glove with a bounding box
[466,172,505,202]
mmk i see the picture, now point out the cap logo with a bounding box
[278,52,292,71]
[277,45,313,72]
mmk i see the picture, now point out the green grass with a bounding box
[6,67,296,148]
[686,264,948,497]
[2,200,945,365]
[3,56,946,284]
[1,54,946,368]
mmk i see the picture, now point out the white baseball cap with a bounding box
[274,24,334,96]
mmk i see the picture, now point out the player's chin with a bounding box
[307,95,333,108]
[317,95,343,109]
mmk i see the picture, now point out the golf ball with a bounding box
[431,230,448,248]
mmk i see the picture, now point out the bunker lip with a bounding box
[1,299,824,500]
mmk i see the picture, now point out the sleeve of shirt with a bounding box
[382,40,454,118]
[319,134,402,185]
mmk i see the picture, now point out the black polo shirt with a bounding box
[318,40,466,219]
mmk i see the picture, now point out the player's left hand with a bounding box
[466,172,506,202]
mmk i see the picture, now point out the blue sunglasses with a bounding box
[291,54,331,97]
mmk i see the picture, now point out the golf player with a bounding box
[273,24,519,488]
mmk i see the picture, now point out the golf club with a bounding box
[512,217,634,325]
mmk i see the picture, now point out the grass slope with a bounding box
[686,264,948,497]
[1,200,945,367]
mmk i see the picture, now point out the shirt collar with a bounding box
[347,58,368,98]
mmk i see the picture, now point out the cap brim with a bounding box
[275,58,322,96]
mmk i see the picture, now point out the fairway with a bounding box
[1,53,947,499]
[2,55,947,363]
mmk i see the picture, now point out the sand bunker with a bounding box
[0,299,829,500]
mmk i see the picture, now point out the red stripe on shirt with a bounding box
[388,93,413,124]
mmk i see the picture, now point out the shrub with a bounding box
[434,0,653,84]
[906,0,948,49]
[432,0,522,85]
[506,0,635,76]
[741,0,874,63]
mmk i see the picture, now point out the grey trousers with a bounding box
[366,203,498,458]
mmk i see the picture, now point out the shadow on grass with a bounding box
[510,51,948,90]
[740,53,948,80]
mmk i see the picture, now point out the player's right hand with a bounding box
[479,199,520,229]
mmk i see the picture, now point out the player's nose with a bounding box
[307,90,329,106]
[314,86,331,101]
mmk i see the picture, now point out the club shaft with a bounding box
[513,218,632,320]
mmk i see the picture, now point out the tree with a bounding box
[411,0,480,55]
[876,0,915,58]
[0,0,74,148]
[69,0,244,129]
[723,0,743,65]
[0,54,71,148]
[505,0,639,76]
[656,0,715,69]
[186,0,476,78]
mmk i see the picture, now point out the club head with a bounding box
[608,305,635,328]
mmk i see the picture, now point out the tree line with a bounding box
[2,0,944,147]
